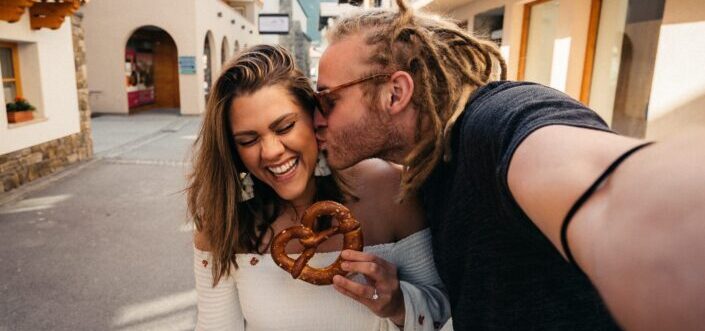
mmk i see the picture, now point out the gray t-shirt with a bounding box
[420,81,620,330]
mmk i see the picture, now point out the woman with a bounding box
[187,45,450,331]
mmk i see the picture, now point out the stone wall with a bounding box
[0,13,93,194]
[291,20,311,76]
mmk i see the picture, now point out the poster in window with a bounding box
[125,47,155,108]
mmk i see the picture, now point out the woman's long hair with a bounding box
[187,45,346,286]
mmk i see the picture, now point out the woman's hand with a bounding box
[332,249,406,326]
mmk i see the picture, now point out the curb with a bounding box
[0,116,197,207]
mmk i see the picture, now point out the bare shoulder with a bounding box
[344,158,402,201]
[345,158,402,183]
[347,159,426,242]
[193,230,212,251]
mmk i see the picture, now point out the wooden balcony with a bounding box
[0,0,86,30]
[0,0,34,23]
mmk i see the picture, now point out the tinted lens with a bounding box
[315,93,332,117]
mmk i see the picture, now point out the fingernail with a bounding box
[341,250,348,258]
[341,262,349,270]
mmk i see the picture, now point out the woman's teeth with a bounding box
[268,158,298,175]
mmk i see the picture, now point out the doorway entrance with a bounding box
[125,26,180,113]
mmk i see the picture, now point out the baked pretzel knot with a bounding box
[271,201,363,285]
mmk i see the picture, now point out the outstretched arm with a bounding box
[508,125,705,330]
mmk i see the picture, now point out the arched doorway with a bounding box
[221,36,230,65]
[203,31,215,103]
[125,26,180,113]
[234,40,240,55]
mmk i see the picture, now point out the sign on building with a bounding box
[179,56,196,74]
[259,14,290,34]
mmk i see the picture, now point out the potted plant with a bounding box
[6,97,36,123]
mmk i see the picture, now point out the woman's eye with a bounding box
[237,138,258,146]
[276,122,295,134]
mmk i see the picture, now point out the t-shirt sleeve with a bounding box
[459,81,612,220]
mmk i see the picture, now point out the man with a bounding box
[314,1,705,330]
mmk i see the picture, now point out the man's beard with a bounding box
[325,108,405,170]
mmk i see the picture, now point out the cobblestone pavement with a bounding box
[0,109,202,331]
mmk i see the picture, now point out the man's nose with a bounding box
[313,108,327,130]
[261,135,285,161]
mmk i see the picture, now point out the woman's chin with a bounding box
[273,186,306,202]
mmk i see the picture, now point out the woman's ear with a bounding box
[387,71,414,116]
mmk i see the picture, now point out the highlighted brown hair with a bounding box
[186,45,346,285]
[327,0,506,199]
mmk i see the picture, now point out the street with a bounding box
[0,109,201,331]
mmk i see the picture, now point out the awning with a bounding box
[0,0,88,30]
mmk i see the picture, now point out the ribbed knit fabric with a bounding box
[420,81,620,330]
[194,229,452,331]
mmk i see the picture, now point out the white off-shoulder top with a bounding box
[193,229,452,331]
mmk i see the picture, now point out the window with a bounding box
[583,0,666,137]
[1,42,22,104]
[518,0,560,86]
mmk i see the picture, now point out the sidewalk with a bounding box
[0,109,202,331]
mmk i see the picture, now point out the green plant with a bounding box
[5,97,36,112]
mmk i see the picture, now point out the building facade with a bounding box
[311,0,394,82]
[1,0,92,194]
[81,0,261,116]
[416,0,705,139]
[261,0,312,76]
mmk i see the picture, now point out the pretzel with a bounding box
[271,201,363,285]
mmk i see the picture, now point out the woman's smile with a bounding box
[231,84,319,202]
[266,156,300,181]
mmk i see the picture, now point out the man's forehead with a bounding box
[318,35,369,90]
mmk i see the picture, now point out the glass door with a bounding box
[519,0,560,86]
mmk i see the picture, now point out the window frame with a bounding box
[579,0,602,104]
[0,41,23,101]
[517,0,555,81]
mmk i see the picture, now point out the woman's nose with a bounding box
[260,135,285,161]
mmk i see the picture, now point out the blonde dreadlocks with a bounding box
[327,0,507,200]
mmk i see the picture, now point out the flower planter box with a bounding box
[7,111,34,124]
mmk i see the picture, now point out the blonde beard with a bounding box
[325,106,405,169]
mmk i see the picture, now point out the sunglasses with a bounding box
[313,73,392,117]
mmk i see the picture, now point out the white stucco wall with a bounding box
[81,0,197,115]
[260,0,281,45]
[81,0,259,116]
[646,0,705,139]
[0,14,80,154]
[195,0,259,114]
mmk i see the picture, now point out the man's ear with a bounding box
[387,71,414,116]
